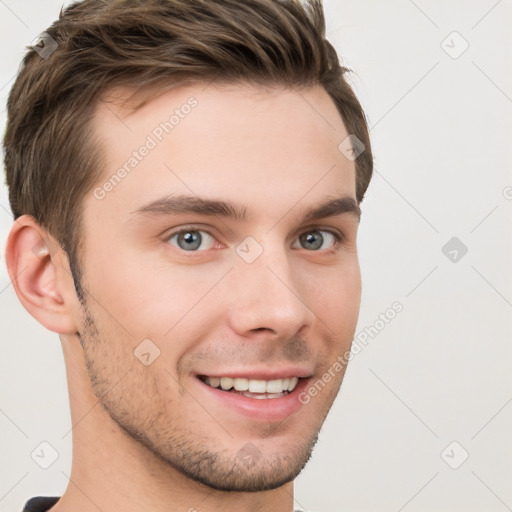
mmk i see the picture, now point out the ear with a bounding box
[5,215,80,334]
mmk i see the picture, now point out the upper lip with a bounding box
[196,367,313,381]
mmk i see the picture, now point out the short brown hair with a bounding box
[3,0,373,290]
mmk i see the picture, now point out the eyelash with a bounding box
[164,226,344,254]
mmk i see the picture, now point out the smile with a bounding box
[200,376,299,399]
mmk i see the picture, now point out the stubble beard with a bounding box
[75,298,323,492]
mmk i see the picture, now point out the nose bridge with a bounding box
[226,236,314,335]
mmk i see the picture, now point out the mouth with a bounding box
[194,368,313,421]
[198,375,300,399]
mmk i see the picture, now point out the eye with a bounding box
[166,229,217,251]
[293,229,340,251]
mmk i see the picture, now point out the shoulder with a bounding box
[21,496,60,512]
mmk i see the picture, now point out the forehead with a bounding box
[89,82,356,219]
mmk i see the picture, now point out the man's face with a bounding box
[75,83,361,491]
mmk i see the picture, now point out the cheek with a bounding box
[85,246,189,316]
[303,259,361,330]
[82,250,229,368]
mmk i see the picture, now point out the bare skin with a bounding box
[6,83,361,512]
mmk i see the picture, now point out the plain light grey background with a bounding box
[1,1,511,511]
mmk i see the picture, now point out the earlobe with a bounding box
[5,215,79,334]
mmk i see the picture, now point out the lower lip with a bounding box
[197,377,310,422]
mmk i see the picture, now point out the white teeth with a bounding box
[246,392,268,399]
[233,378,249,391]
[203,376,300,394]
[266,379,284,393]
[288,377,298,391]
[209,377,220,388]
[220,377,233,390]
[249,380,267,393]
[265,392,287,399]
[241,391,288,399]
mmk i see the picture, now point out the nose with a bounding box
[225,240,315,341]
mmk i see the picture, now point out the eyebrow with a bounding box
[130,194,360,223]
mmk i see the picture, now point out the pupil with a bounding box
[179,231,201,250]
[301,231,323,250]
